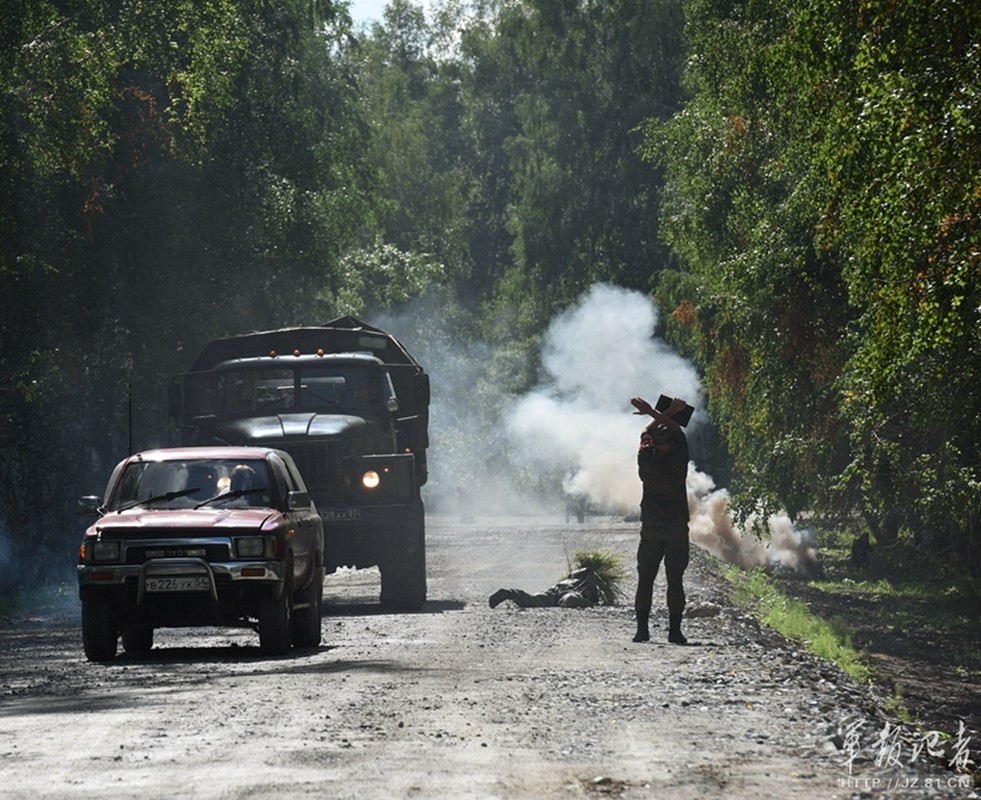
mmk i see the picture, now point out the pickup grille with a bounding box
[125,543,231,565]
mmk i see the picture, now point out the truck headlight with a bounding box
[362,470,381,489]
[93,541,120,562]
[236,537,265,558]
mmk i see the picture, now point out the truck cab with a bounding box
[169,317,430,610]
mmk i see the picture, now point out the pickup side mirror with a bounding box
[77,496,103,516]
[286,490,311,510]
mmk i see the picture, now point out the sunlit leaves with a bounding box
[329,240,446,315]
[0,0,373,561]
[4,2,117,180]
[647,0,980,574]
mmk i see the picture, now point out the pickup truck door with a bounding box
[271,454,322,587]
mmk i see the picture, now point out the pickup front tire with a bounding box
[122,625,154,653]
[291,567,324,649]
[258,587,292,656]
[82,597,118,662]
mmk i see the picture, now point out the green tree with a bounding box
[0,0,374,590]
[806,0,981,565]
[350,0,471,301]
[647,0,981,577]
[498,0,686,330]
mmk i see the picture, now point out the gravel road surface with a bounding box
[0,515,975,799]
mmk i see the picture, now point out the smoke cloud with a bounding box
[383,282,821,575]
[501,283,820,575]
[686,466,821,575]
[504,283,701,510]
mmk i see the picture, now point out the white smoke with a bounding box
[504,283,821,575]
[687,466,821,575]
[378,282,821,574]
[505,283,701,511]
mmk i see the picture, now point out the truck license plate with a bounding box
[145,575,210,593]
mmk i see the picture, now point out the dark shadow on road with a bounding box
[108,641,334,666]
[322,599,466,616]
[0,655,432,718]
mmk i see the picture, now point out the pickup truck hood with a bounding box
[219,413,370,440]
[92,508,276,533]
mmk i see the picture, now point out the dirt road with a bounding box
[0,516,974,799]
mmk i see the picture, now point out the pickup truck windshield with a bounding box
[108,459,274,510]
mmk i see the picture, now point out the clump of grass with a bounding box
[566,550,627,606]
[884,684,913,724]
[723,565,872,683]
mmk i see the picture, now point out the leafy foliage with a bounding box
[1,0,977,594]
[647,0,980,576]
[566,550,627,606]
[0,0,371,590]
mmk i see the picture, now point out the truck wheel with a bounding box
[291,567,323,649]
[258,587,292,656]
[82,597,118,662]
[380,515,427,611]
[122,625,154,653]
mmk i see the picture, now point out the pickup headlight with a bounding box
[235,537,265,558]
[92,541,120,562]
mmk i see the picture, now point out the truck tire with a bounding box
[291,567,323,649]
[122,625,154,653]
[258,586,292,656]
[380,511,427,611]
[82,597,118,662]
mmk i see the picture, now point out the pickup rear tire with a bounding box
[291,567,324,649]
[258,586,292,656]
[81,597,118,662]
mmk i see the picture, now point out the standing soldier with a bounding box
[629,396,691,645]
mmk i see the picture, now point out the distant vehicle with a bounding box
[167,316,430,610]
[76,447,324,661]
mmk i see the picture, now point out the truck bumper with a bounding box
[78,557,287,602]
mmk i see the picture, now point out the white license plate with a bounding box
[145,575,210,593]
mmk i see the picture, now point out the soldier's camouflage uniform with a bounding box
[635,424,690,643]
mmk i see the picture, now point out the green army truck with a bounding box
[168,316,430,610]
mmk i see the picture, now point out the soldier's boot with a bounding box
[632,617,650,643]
[668,614,688,645]
[489,589,510,608]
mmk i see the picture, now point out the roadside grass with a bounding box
[808,528,981,669]
[720,562,873,683]
[721,525,981,730]
[566,549,627,606]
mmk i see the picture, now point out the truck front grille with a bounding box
[273,441,339,496]
[124,543,231,565]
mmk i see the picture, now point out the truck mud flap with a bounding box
[378,504,427,611]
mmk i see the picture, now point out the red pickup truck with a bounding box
[76,446,324,660]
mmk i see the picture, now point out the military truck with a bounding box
[168,316,430,610]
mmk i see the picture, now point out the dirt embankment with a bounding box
[0,516,976,799]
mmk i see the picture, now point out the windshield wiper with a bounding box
[115,487,200,513]
[302,389,344,408]
[194,487,268,509]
